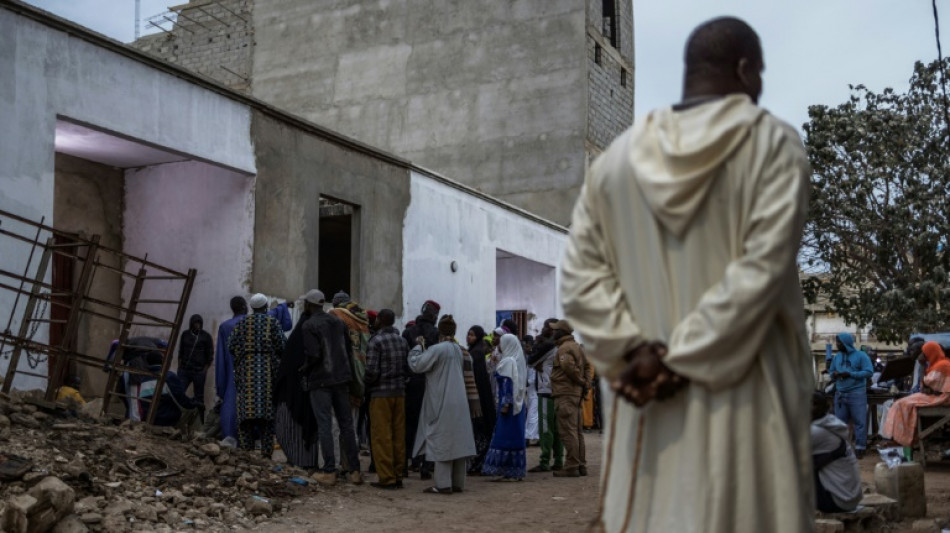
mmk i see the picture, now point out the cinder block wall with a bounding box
[132,0,254,93]
[585,0,635,156]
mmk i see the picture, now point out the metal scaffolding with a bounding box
[0,208,196,425]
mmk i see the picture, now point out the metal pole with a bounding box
[146,268,196,426]
[2,237,53,394]
[0,217,45,357]
[46,235,100,401]
[101,267,147,419]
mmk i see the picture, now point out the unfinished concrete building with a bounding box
[0,1,566,396]
[133,0,635,225]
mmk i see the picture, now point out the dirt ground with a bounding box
[258,433,603,533]
[259,437,950,533]
[859,451,950,532]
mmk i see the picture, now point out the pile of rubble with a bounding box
[0,390,319,532]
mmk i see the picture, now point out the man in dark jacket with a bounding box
[299,289,362,486]
[401,299,440,479]
[177,314,214,416]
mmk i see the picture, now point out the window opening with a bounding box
[602,0,618,49]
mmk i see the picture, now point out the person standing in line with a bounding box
[465,326,496,474]
[216,296,248,442]
[527,319,564,473]
[402,300,441,479]
[329,300,371,468]
[482,334,528,482]
[549,320,589,478]
[177,314,214,419]
[216,295,292,442]
[409,315,476,494]
[560,17,814,531]
[364,309,410,490]
[523,335,540,446]
[298,289,363,486]
[227,293,285,458]
[274,300,321,470]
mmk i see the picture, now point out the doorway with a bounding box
[319,196,359,298]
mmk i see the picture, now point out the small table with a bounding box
[917,406,950,466]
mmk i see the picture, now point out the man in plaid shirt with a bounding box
[365,309,410,489]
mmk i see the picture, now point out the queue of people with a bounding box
[111,290,591,494]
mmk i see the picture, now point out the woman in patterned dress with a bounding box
[227,293,286,457]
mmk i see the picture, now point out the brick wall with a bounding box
[586,32,634,152]
[132,0,253,93]
[585,1,634,153]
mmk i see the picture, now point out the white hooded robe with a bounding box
[561,94,815,533]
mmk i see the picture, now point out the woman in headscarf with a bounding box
[881,341,950,446]
[273,306,320,470]
[482,334,527,481]
[466,326,497,474]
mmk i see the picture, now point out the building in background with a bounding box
[133,0,635,225]
[0,2,565,394]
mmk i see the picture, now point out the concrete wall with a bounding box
[250,111,410,312]
[251,0,590,225]
[402,170,567,338]
[133,0,254,92]
[53,153,125,395]
[0,6,254,389]
[124,161,255,348]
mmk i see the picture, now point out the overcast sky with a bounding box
[25,0,946,133]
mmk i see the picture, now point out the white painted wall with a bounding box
[0,8,255,389]
[496,253,558,336]
[124,161,255,353]
[402,170,568,338]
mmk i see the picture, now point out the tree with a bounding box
[802,59,950,344]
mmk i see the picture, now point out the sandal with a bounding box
[422,486,453,494]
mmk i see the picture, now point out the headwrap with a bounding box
[248,293,268,310]
[438,314,457,337]
[922,342,950,376]
[496,334,527,415]
[332,291,351,307]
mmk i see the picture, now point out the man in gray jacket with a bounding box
[527,318,564,472]
[811,391,861,513]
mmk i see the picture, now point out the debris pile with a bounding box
[0,390,317,532]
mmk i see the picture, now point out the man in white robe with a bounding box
[561,17,814,533]
[409,315,476,493]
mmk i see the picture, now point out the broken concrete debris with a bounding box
[0,390,317,532]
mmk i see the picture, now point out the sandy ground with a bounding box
[259,433,603,532]
[859,451,950,532]
[253,434,950,532]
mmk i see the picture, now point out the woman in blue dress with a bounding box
[482,334,527,481]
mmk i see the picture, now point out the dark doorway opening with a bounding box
[49,235,77,378]
[319,196,358,298]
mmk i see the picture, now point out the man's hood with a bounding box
[814,413,850,441]
[837,332,857,354]
[189,314,203,329]
[630,94,765,237]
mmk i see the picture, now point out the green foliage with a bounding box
[803,59,950,343]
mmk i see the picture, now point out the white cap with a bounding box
[248,293,268,309]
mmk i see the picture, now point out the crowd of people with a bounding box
[114,290,595,493]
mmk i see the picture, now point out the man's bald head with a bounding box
[682,17,764,103]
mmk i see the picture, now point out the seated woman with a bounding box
[812,392,862,513]
[881,341,950,446]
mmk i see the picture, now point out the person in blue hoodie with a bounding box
[828,332,874,457]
